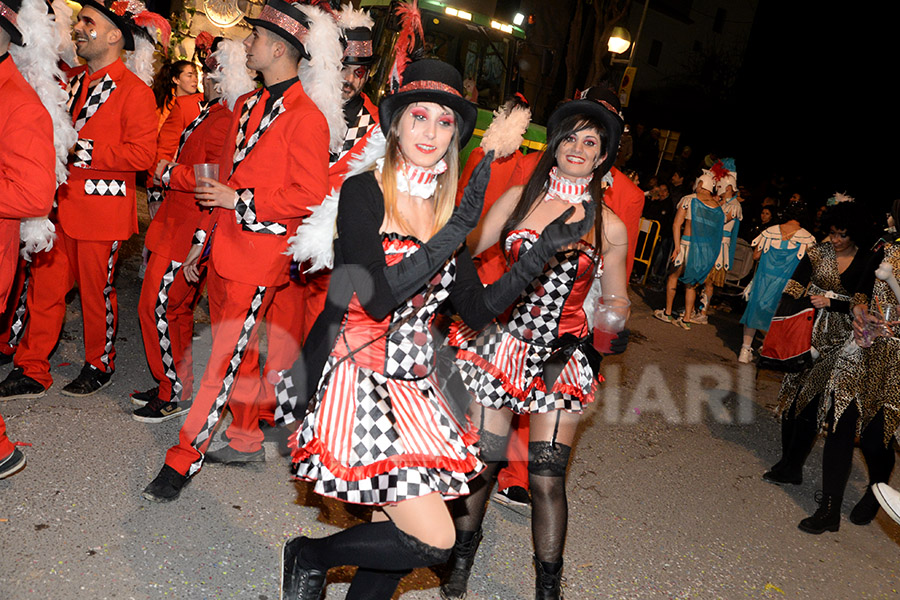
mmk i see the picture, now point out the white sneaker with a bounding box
[873,483,900,526]
[690,313,708,324]
[738,346,753,363]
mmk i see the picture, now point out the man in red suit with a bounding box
[142,0,330,502]
[132,38,254,423]
[0,0,157,400]
[0,0,57,478]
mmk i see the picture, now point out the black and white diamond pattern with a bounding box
[188,286,267,475]
[161,163,175,188]
[507,252,577,346]
[273,370,297,425]
[176,105,211,156]
[147,187,164,204]
[232,92,286,173]
[155,261,184,402]
[6,264,30,348]
[234,188,287,236]
[84,179,126,197]
[384,258,455,379]
[73,75,116,132]
[100,241,119,370]
[191,228,207,246]
[351,373,401,466]
[330,105,373,165]
[66,72,86,115]
[72,139,93,168]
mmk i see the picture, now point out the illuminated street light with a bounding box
[608,26,632,55]
[513,12,525,26]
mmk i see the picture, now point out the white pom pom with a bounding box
[480,105,531,159]
[20,218,56,261]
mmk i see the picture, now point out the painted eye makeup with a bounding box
[438,116,455,127]
[409,107,429,120]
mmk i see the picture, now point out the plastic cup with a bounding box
[194,163,219,188]
[593,294,631,354]
[875,304,900,339]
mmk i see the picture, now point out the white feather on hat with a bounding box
[207,39,256,111]
[337,2,374,29]
[286,125,386,271]
[124,34,156,86]
[297,2,347,154]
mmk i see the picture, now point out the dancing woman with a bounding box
[442,87,629,600]
[277,59,593,600]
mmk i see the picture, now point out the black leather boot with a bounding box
[439,529,482,600]
[798,492,841,534]
[534,556,564,600]
[849,487,881,525]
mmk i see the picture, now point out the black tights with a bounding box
[773,398,820,474]
[822,405,895,498]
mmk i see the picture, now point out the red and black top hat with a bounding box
[78,0,169,52]
[0,0,24,46]
[245,0,312,61]
[341,25,374,66]
[378,58,477,147]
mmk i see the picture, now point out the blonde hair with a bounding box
[381,107,460,237]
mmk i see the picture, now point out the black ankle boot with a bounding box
[534,556,564,600]
[849,487,881,525]
[439,529,482,600]
[762,466,802,485]
[798,492,841,534]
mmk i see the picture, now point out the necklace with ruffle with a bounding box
[377,157,448,198]
[544,167,593,204]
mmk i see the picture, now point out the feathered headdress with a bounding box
[480,104,531,159]
[337,2,373,29]
[296,2,347,154]
[711,158,737,195]
[207,38,256,111]
[387,1,423,94]
[826,191,854,206]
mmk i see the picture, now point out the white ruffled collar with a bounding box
[376,157,448,199]
[544,167,593,204]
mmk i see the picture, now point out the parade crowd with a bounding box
[2,0,899,599]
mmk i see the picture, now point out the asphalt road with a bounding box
[2,210,899,599]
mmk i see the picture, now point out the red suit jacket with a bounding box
[208,81,329,287]
[149,101,232,262]
[58,59,157,241]
[0,56,56,307]
[156,92,203,164]
[327,92,379,190]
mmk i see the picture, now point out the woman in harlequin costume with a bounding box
[798,199,900,534]
[738,203,816,362]
[276,57,593,600]
[763,199,871,486]
[441,87,630,600]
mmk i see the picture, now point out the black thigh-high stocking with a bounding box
[859,409,896,485]
[449,430,508,532]
[529,441,571,563]
[345,567,412,600]
[822,404,860,498]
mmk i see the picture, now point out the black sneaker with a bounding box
[130,386,159,407]
[492,485,531,508]
[132,397,187,423]
[60,363,113,397]
[205,445,266,465]
[0,352,13,365]
[142,465,188,502]
[0,448,26,479]
[0,367,47,400]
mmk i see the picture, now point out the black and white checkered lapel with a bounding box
[72,74,117,133]
[176,104,212,158]
[232,91,286,174]
[330,102,374,166]
[66,72,86,116]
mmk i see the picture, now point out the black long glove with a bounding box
[482,200,596,315]
[608,328,630,354]
[385,150,494,303]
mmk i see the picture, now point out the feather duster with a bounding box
[50,0,77,68]
[10,0,77,187]
[125,34,156,86]
[338,2,374,29]
[286,126,386,271]
[480,105,531,159]
[19,218,57,261]
[388,1,422,93]
[208,39,255,111]
[297,3,347,154]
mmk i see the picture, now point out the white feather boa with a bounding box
[480,105,531,159]
[50,0,77,68]
[208,39,255,111]
[286,126,385,272]
[19,218,56,261]
[338,3,374,29]
[297,3,346,154]
[125,33,156,86]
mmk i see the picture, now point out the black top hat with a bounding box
[245,0,311,61]
[378,59,477,147]
[79,0,151,51]
[0,0,24,46]
[546,86,625,177]
[341,26,375,66]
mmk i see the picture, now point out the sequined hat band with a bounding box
[343,39,372,59]
[0,0,18,26]
[257,3,308,45]
[397,79,462,97]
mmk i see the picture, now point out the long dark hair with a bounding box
[152,60,194,110]
[501,114,608,251]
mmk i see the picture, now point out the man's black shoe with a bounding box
[61,363,113,397]
[130,386,159,407]
[281,536,326,600]
[142,465,188,502]
[0,367,47,400]
[205,445,266,465]
[0,448,26,479]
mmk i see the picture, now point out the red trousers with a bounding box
[0,257,28,357]
[15,228,121,388]
[497,414,531,491]
[0,412,14,459]
[298,269,330,342]
[138,253,203,403]
[257,278,304,426]
[164,261,276,476]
